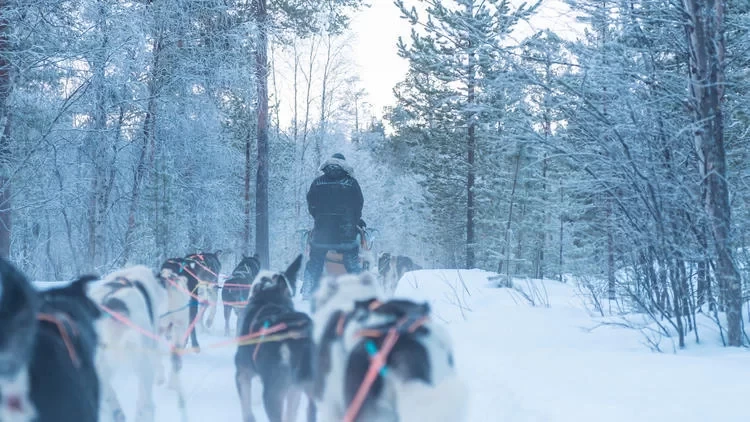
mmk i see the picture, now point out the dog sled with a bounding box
[297,224,379,276]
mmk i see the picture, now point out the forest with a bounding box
[0,0,747,347]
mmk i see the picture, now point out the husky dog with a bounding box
[156,257,196,422]
[310,270,384,337]
[158,254,216,353]
[183,251,222,332]
[221,254,261,336]
[311,271,467,422]
[377,253,422,296]
[309,271,383,421]
[88,265,169,422]
[0,257,39,422]
[234,255,316,422]
[1,258,103,422]
[33,274,103,422]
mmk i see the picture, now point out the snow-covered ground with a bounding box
[35,269,749,421]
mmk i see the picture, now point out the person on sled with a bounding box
[300,153,365,299]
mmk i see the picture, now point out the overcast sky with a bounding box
[349,2,412,121]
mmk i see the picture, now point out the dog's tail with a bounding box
[393,374,469,422]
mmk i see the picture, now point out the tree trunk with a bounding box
[537,56,554,280]
[498,149,521,275]
[295,38,316,228]
[670,258,686,348]
[270,43,281,139]
[317,35,333,168]
[697,257,708,310]
[466,17,476,270]
[122,37,161,265]
[253,0,270,269]
[293,41,301,223]
[559,181,564,282]
[87,1,110,271]
[684,0,743,346]
[696,221,713,311]
[536,154,548,279]
[244,126,252,255]
[0,1,12,259]
[515,187,528,275]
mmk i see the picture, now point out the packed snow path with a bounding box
[36,270,749,421]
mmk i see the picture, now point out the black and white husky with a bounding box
[156,257,196,422]
[221,254,261,336]
[377,253,422,296]
[311,271,467,422]
[0,257,103,422]
[0,257,39,422]
[183,251,222,331]
[158,256,210,352]
[87,265,169,422]
[234,255,317,422]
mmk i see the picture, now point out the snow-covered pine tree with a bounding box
[393,0,538,269]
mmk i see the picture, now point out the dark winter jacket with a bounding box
[306,157,364,249]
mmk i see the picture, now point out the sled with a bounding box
[298,226,379,276]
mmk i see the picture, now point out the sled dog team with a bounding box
[0,253,467,422]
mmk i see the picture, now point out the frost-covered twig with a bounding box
[574,276,605,317]
[456,269,472,297]
[438,271,472,321]
[510,277,550,308]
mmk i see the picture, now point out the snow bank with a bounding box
[393,268,493,324]
[397,269,749,422]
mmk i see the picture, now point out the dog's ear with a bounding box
[285,273,297,297]
[70,274,100,296]
[285,255,303,284]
